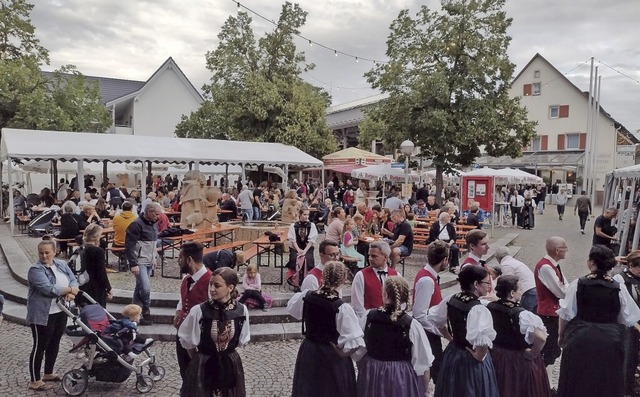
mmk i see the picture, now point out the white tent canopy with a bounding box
[351,163,420,183]
[462,167,542,185]
[0,128,324,167]
[424,168,462,183]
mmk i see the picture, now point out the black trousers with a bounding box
[578,210,589,230]
[540,315,561,367]
[426,331,444,384]
[624,327,640,395]
[29,311,67,382]
[511,205,520,226]
[176,334,191,380]
[239,289,267,308]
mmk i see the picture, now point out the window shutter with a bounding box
[557,134,565,150]
[559,105,569,118]
[541,135,548,150]
[579,133,587,149]
[523,84,532,96]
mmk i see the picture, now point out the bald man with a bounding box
[534,236,569,378]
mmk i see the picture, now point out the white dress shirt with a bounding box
[300,262,325,292]
[536,255,568,299]
[351,266,390,318]
[499,255,536,293]
[412,264,438,333]
[178,304,250,349]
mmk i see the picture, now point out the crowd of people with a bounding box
[18,172,640,396]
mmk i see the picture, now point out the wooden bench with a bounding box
[203,240,250,255]
[106,245,128,271]
[17,215,31,233]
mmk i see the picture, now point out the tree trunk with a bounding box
[435,164,444,206]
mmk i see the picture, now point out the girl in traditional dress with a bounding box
[557,245,640,397]
[287,261,364,397]
[178,267,250,397]
[428,265,499,397]
[487,275,551,397]
[519,197,535,230]
[357,276,432,397]
[340,218,365,270]
[613,250,640,396]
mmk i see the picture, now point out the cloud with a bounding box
[27,0,640,130]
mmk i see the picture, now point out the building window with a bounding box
[566,133,580,149]
[531,136,541,151]
[534,70,540,78]
[532,83,541,96]
[549,105,559,118]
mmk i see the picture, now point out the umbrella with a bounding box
[351,163,420,183]
[462,167,542,185]
[424,168,462,183]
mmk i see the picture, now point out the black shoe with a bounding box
[139,317,153,326]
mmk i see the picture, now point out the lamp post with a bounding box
[400,140,415,185]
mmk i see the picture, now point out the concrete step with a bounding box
[1,300,301,342]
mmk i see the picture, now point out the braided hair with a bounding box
[384,276,410,322]
[321,261,348,294]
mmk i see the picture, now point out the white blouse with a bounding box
[426,294,497,349]
[516,310,547,345]
[358,310,434,376]
[557,278,640,327]
[287,291,365,353]
[178,304,250,350]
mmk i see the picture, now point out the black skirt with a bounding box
[181,350,246,397]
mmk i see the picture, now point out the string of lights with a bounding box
[542,59,591,86]
[231,0,388,65]
[594,58,640,85]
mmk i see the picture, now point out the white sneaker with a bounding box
[127,352,139,359]
[581,229,585,234]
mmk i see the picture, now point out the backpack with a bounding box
[69,245,90,286]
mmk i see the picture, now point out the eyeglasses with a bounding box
[322,252,340,258]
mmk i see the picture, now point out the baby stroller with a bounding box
[58,292,165,396]
[28,209,57,237]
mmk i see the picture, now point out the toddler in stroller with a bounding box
[59,293,165,395]
[103,304,153,360]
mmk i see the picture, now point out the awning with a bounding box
[325,164,365,174]
[475,151,584,170]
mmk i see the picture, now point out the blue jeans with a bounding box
[133,263,153,312]
[240,209,252,221]
[253,207,261,220]
[520,287,538,313]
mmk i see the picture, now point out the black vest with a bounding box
[364,309,413,361]
[302,291,343,344]
[198,301,246,355]
[447,293,481,349]
[576,276,620,323]
[620,269,640,306]
[487,300,530,351]
[294,221,312,249]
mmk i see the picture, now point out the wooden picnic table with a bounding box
[252,229,287,285]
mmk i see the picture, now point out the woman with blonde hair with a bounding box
[76,224,112,308]
[357,275,432,396]
[287,261,365,397]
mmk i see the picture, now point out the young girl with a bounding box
[238,264,269,312]
[340,218,365,269]
[357,276,433,397]
[178,267,250,397]
[287,261,365,397]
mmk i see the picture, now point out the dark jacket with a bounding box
[58,213,85,239]
[428,221,457,243]
[219,199,238,222]
[125,214,158,268]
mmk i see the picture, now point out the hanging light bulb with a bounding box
[355,57,359,63]
[334,50,338,57]
[309,40,312,47]
[237,2,241,11]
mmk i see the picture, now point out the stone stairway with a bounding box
[0,227,518,343]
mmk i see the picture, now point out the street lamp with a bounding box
[400,140,415,185]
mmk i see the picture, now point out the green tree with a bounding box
[360,0,536,200]
[0,0,110,134]
[176,2,337,159]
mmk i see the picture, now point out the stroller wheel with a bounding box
[148,365,165,381]
[135,374,155,393]
[62,369,88,396]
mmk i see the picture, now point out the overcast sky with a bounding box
[30,0,640,132]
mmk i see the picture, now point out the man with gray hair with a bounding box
[494,246,537,312]
[126,202,161,325]
[350,240,398,318]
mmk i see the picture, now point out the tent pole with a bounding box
[8,158,15,235]
[141,161,147,203]
[491,176,494,238]
[77,160,85,199]
[321,167,325,200]
[0,160,3,218]
[225,164,229,191]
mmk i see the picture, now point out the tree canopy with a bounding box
[176,2,337,159]
[359,0,536,198]
[0,0,110,134]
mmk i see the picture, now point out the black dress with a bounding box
[291,290,356,397]
[181,301,247,397]
[77,245,111,308]
[557,275,626,397]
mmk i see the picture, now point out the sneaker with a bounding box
[127,352,139,359]
[581,229,585,234]
[262,307,269,312]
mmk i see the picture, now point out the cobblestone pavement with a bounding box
[3,204,602,395]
